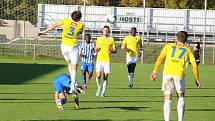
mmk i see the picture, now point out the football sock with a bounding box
[128,73,134,85]
[82,74,86,85]
[163,99,171,121]
[101,80,108,95]
[177,97,185,121]
[69,67,76,90]
[96,77,101,89]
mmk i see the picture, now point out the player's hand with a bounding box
[96,47,101,52]
[137,51,142,57]
[126,48,132,53]
[38,32,45,36]
[150,72,156,81]
[80,54,85,58]
[195,80,201,88]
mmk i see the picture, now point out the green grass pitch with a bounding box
[0,58,215,121]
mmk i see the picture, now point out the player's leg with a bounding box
[163,94,172,121]
[162,75,175,121]
[126,56,137,88]
[72,93,80,109]
[176,93,185,121]
[87,63,94,82]
[68,46,79,91]
[60,44,78,92]
[174,77,186,121]
[81,62,87,90]
[96,61,102,96]
[100,62,111,97]
[53,78,66,110]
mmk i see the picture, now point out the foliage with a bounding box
[0,0,214,25]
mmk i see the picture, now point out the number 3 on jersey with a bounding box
[171,46,186,59]
[68,26,75,36]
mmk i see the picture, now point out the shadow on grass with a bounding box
[77,106,149,111]
[23,118,161,121]
[0,63,66,84]
[22,119,112,121]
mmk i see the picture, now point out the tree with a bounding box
[120,0,143,7]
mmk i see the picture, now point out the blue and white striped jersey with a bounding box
[79,42,96,63]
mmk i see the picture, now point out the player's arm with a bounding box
[110,39,117,53]
[189,50,201,88]
[79,24,84,34]
[138,37,143,57]
[79,44,84,58]
[38,21,61,36]
[95,38,101,52]
[121,37,131,52]
[150,45,167,81]
[72,93,80,109]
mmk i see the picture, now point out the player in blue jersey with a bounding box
[53,74,85,110]
[79,34,96,90]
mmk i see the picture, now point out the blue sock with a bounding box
[82,75,86,85]
[60,98,66,104]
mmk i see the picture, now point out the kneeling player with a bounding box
[53,74,84,110]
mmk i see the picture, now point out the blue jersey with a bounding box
[79,42,96,64]
[53,74,71,93]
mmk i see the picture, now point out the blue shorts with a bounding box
[81,62,94,72]
[53,78,70,94]
[54,78,64,94]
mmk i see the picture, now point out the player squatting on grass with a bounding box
[53,74,85,110]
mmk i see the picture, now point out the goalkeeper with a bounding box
[53,74,85,110]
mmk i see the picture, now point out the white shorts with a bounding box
[126,56,137,64]
[162,75,185,94]
[96,61,111,74]
[61,44,79,64]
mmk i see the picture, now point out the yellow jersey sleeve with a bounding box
[188,48,199,81]
[96,37,116,62]
[59,18,84,46]
[121,36,127,49]
[153,44,167,73]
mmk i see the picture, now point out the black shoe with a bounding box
[128,84,133,89]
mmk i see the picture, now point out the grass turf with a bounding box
[0,59,215,121]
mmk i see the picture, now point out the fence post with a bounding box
[33,43,36,60]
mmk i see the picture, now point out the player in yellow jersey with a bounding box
[150,31,201,121]
[38,11,84,93]
[95,25,117,97]
[121,27,143,88]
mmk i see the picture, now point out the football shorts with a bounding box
[81,62,94,72]
[162,75,185,94]
[126,56,137,64]
[96,61,111,74]
[61,44,79,64]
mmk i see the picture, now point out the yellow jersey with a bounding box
[96,37,116,62]
[121,35,142,57]
[59,18,84,46]
[153,43,199,80]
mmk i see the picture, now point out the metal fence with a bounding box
[0,3,215,64]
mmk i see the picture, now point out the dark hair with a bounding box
[85,34,91,38]
[71,11,82,21]
[177,31,188,43]
[131,27,137,32]
[103,25,110,32]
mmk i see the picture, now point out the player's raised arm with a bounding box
[38,21,61,36]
